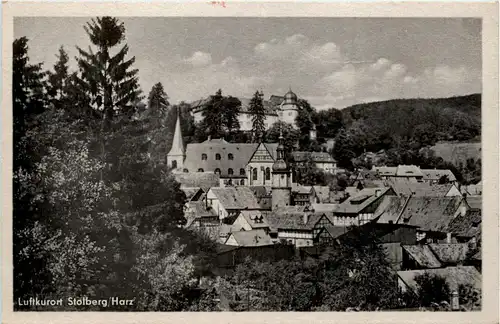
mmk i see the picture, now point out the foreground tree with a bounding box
[46,46,70,109]
[147,82,169,118]
[75,16,143,127]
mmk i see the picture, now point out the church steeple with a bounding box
[167,109,185,170]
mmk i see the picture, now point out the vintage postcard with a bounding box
[1,2,498,324]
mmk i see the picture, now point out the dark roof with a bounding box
[334,187,391,215]
[385,179,458,197]
[397,266,481,292]
[292,151,336,163]
[181,187,204,201]
[400,196,464,232]
[447,209,481,238]
[185,201,216,218]
[373,196,410,224]
[210,186,261,210]
[428,243,470,264]
[184,138,258,177]
[175,173,220,192]
[226,229,273,247]
[263,208,332,231]
[402,245,442,268]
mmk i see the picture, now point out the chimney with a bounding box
[446,232,452,244]
[303,212,309,225]
[375,189,381,197]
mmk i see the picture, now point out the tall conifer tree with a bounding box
[249,90,266,142]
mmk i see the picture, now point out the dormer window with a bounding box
[228,153,234,160]
[202,153,207,160]
[215,153,221,160]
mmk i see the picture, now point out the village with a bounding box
[165,90,482,310]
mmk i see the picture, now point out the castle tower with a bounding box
[167,111,185,170]
[280,88,300,127]
[272,126,292,209]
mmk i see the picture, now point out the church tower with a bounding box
[280,88,300,127]
[272,127,292,209]
[167,111,185,170]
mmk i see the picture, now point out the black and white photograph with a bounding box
[3,2,498,319]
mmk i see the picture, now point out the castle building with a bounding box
[271,128,292,209]
[189,89,301,131]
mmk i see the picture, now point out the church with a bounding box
[189,89,301,131]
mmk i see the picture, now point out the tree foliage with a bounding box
[147,82,169,118]
[249,91,266,142]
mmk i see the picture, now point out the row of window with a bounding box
[202,153,233,161]
[198,168,246,175]
[251,168,271,180]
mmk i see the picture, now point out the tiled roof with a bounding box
[399,196,464,232]
[263,208,332,231]
[239,210,270,229]
[396,165,424,177]
[293,185,314,195]
[402,245,442,268]
[313,186,331,203]
[226,229,273,247]
[175,173,220,192]
[447,209,481,238]
[310,203,338,213]
[334,187,391,215]
[181,187,204,201]
[465,196,481,210]
[323,226,350,239]
[373,166,397,176]
[184,139,258,177]
[385,179,457,197]
[421,169,457,182]
[185,201,216,218]
[292,151,336,163]
[373,196,409,224]
[248,186,272,198]
[397,266,481,292]
[428,243,469,264]
[210,186,261,210]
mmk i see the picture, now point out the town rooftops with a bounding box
[174,172,220,192]
[239,210,270,229]
[265,211,330,231]
[386,179,458,197]
[181,187,205,202]
[334,187,391,215]
[447,209,481,239]
[183,138,258,177]
[402,245,442,268]
[397,266,481,292]
[292,151,336,163]
[373,166,397,176]
[313,186,331,203]
[210,186,261,210]
[428,243,470,264]
[421,169,457,182]
[225,229,273,247]
[465,196,481,210]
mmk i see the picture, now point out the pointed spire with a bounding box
[168,108,185,156]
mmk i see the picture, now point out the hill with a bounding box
[430,141,481,165]
[340,94,481,146]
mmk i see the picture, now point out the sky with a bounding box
[15,17,481,109]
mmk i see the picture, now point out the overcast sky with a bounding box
[15,17,481,109]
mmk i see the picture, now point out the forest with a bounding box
[13,16,481,311]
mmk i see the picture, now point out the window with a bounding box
[265,167,271,180]
[288,112,292,116]
[228,168,234,175]
[228,153,234,160]
[183,168,189,173]
[215,153,221,160]
[201,153,207,160]
[198,168,204,172]
[252,168,258,180]
[240,168,245,176]
[214,168,221,175]
[171,160,177,169]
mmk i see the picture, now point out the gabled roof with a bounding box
[185,201,216,218]
[181,187,205,202]
[397,266,481,292]
[239,210,269,229]
[428,243,469,264]
[175,173,220,192]
[373,196,409,224]
[372,166,397,176]
[184,139,258,177]
[210,186,261,210]
[465,196,481,210]
[248,186,272,198]
[263,208,332,231]
[399,196,464,232]
[293,185,314,195]
[323,226,350,239]
[386,179,457,197]
[292,151,336,163]
[396,165,424,177]
[226,229,273,247]
[313,186,331,203]
[447,209,481,238]
[310,203,338,213]
[402,245,442,268]
[334,187,391,215]
[421,169,457,182]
